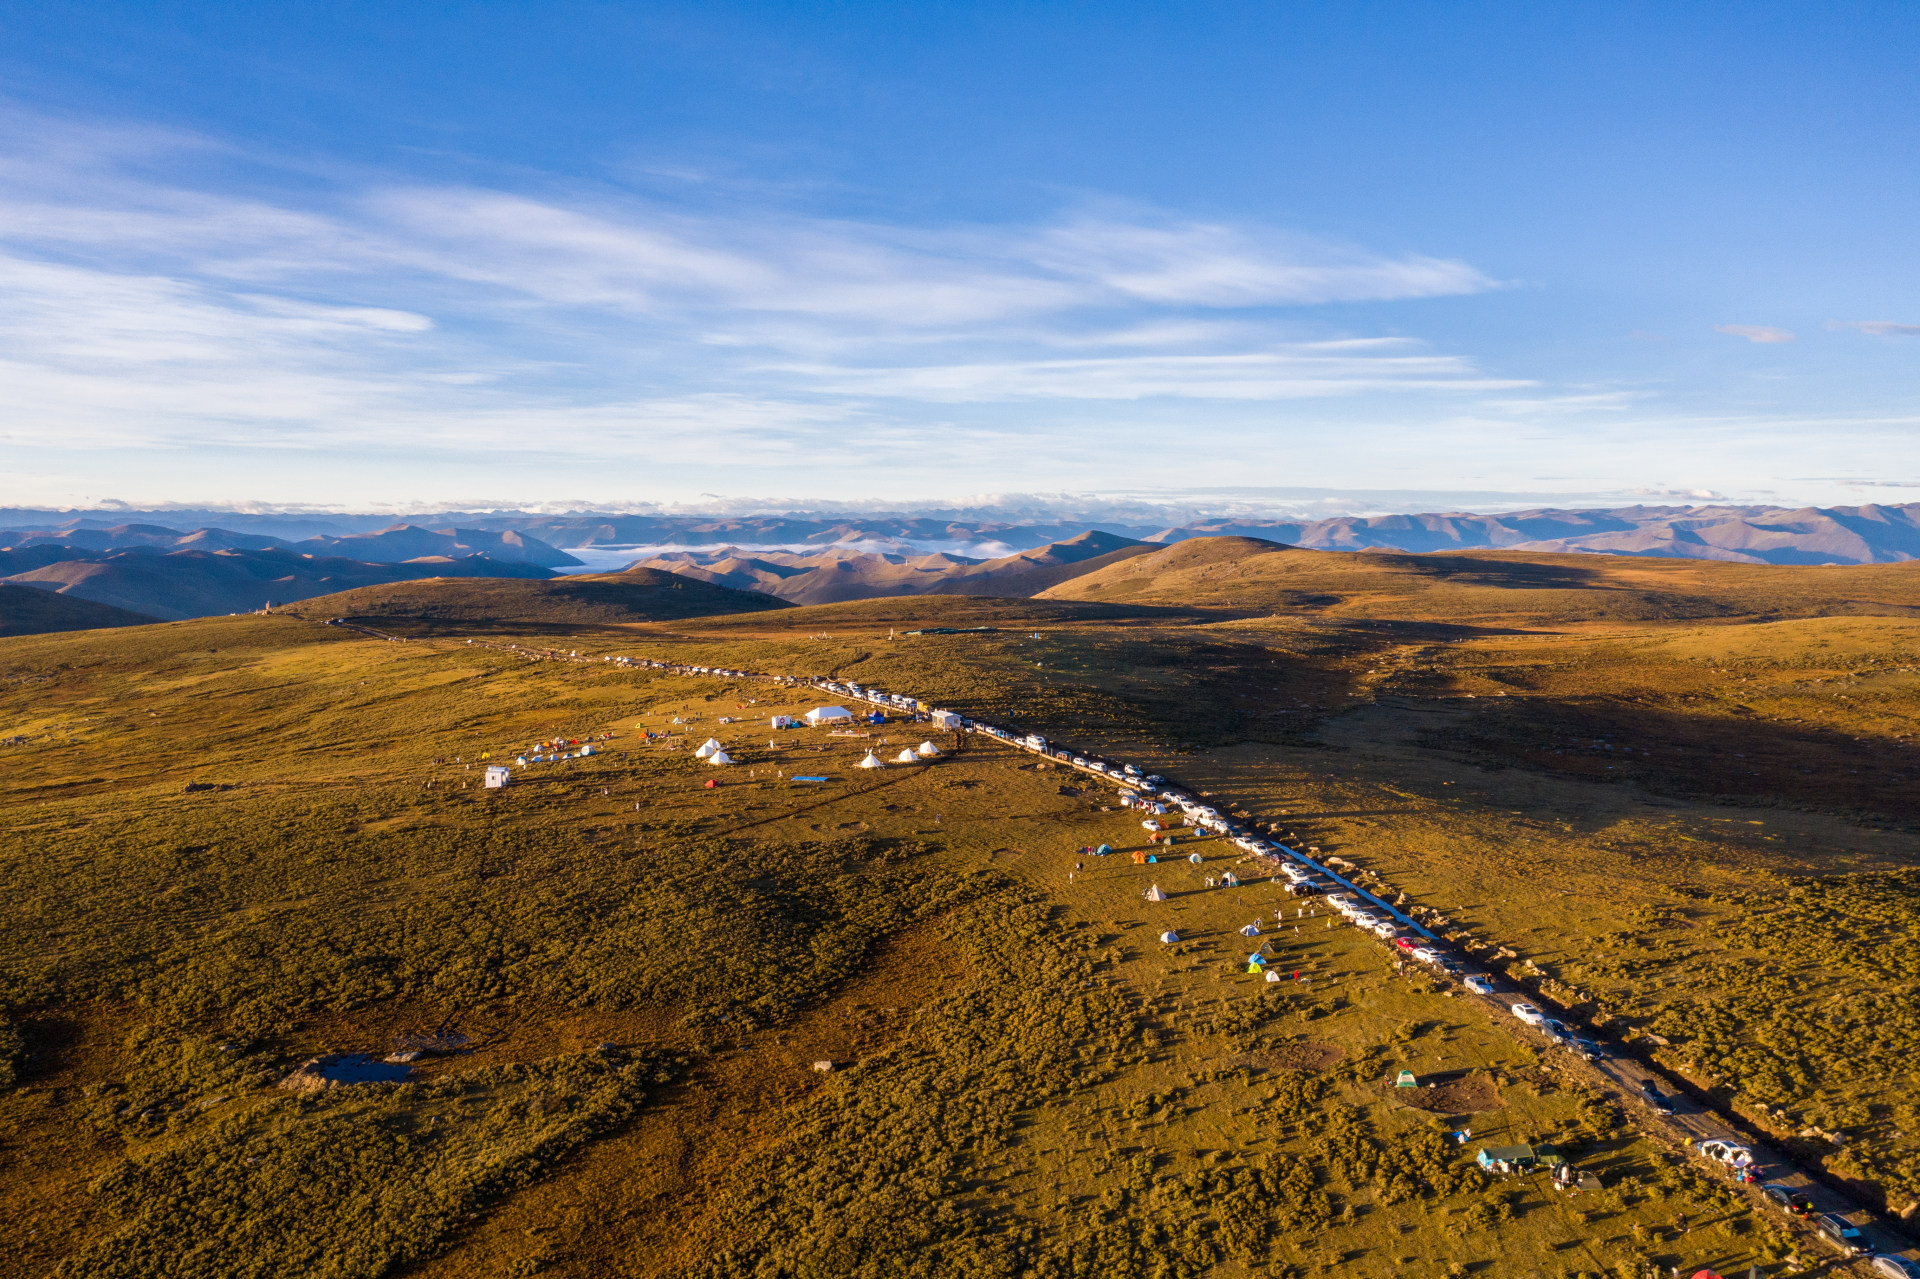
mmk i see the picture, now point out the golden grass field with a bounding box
[4,540,1917,1277]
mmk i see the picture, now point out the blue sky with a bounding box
[1,1,1917,513]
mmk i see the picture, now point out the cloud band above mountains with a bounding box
[0,113,1511,463]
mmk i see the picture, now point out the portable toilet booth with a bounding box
[484,765,511,789]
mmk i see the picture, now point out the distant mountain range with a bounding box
[7,502,1920,566]
[1,545,554,622]
[9,502,1920,631]
[0,521,580,566]
[633,530,1153,605]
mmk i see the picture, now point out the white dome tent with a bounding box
[857,751,886,769]
[1159,930,1179,944]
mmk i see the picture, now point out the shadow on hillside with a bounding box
[1412,695,1920,832]
[1383,554,1610,590]
[681,594,1213,630]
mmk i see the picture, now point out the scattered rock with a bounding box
[812,1060,835,1073]
[390,1029,473,1056]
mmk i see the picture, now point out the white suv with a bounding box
[1511,1003,1546,1026]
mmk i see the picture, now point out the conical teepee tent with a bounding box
[694,738,721,758]
[895,748,919,764]
[708,749,734,765]
[857,751,886,768]
[1144,883,1167,902]
[916,741,941,757]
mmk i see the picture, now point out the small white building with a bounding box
[931,710,962,730]
[484,765,511,789]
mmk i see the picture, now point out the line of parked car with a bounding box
[614,653,1919,1272]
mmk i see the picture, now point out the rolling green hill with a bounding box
[284,567,789,633]
[7,547,1920,1278]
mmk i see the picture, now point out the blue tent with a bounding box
[1095,844,1112,856]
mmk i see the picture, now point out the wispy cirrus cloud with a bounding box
[1715,324,1796,344]
[774,341,1528,402]
[1833,320,1920,337]
[0,110,1518,482]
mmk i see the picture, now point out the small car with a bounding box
[1511,1003,1546,1025]
[1393,936,1418,952]
[1368,920,1401,940]
[1815,1213,1869,1257]
[1638,1081,1674,1115]
[1761,1183,1815,1217]
[1568,1037,1607,1060]
[1699,1139,1755,1168]
[1284,881,1322,897]
[1464,975,1495,994]
[1410,945,1440,963]
[1871,1255,1920,1278]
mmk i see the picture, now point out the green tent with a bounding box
[1394,1069,1418,1088]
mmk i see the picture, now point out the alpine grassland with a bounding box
[7,542,1917,1277]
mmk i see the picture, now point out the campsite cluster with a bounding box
[470,643,1915,1272]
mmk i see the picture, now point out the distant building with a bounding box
[484,765,511,788]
